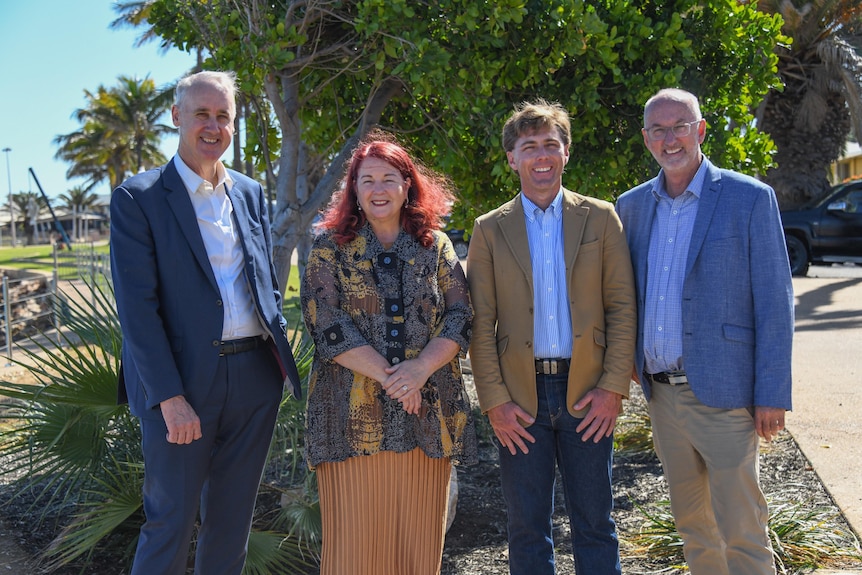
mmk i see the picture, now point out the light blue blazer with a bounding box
[616,159,793,410]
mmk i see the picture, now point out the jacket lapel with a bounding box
[497,196,534,287]
[685,161,721,278]
[164,161,220,292]
[634,182,658,302]
[562,188,589,272]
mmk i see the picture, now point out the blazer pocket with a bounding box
[496,335,509,358]
[722,323,754,344]
[592,328,607,348]
[578,238,600,252]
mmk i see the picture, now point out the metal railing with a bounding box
[1,243,113,364]
[53,243,111,285]
[1,274,57,365]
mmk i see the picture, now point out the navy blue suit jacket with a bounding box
[110,159,301,419]
[616,159,793,410]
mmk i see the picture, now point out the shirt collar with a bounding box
[521,188,564,222]
[652,156,709,201]
[173,154,233,196]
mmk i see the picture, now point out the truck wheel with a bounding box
[785,235,809,276]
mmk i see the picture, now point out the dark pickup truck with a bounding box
[780,180,862,276]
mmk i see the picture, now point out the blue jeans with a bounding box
[498,374,621,575]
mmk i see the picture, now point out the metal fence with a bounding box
[1,243,113,364]
[0,274,56,363]
[54,243,111,286]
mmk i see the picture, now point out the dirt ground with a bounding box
[438,386,862,575]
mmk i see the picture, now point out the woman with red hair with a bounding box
[301,132,477,575]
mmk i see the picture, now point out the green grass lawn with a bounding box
[0,243,110,273]
[0,241,305,325]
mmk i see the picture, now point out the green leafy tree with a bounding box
[756,0,862,207]
[54,75,175,191]
[144,0,782,293]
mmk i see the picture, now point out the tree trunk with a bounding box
[268,76,404,296]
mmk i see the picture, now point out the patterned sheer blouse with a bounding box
[301,224,477,468]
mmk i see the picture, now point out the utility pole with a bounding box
[2,147,15,246]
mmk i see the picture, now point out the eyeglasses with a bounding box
[644,120,702,141]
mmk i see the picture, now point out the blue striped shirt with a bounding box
[643,159,708,374]
[522,191,572,359]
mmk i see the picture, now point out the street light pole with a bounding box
[2,147,15,246]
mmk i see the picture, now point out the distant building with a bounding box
[832,141,862,184]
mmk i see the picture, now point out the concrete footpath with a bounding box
[788,269,862,543]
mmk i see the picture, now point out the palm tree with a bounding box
[110,1,248,177]
[58,185,100,242]
[110,1,171,51]
[10,191,46,245]
[110,0,204,67]
[54,76,174,191]
[757,0,862,208]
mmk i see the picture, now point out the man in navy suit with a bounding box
[616,88,793,575]
[110,70,301,575]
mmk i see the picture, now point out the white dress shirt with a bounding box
[173,155,264,340]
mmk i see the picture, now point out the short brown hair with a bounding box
[502,99,571,152]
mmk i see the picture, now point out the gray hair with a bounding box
[643,88,702,125]
[175,70,237,109]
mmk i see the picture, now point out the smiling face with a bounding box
[172,80,235,182]
[506,127,570,209]
[355,156,410,237]
[642,97,705,195]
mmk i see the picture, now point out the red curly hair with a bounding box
[318,132,456,247]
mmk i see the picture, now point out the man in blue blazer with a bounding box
[616,89,793,575]
[110,71,301,575]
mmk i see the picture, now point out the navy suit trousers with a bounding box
[131,345,283,575]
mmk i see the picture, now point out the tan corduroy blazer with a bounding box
[466,188,636,419]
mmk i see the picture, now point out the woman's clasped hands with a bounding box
[381,358,430,415]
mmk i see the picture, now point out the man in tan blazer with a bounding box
[467,100,636,575]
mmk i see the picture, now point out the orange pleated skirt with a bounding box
[317,448,452,575]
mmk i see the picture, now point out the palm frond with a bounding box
[0,279,136,523]
[241,530,314,575]
[38,460,144,570]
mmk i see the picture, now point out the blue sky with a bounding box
[0,1,200,201]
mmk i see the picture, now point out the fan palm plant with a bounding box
[0,280,320,573]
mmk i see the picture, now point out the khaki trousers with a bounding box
[649,382,776,575]
[317,448,451,575]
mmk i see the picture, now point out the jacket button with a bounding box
[212,340,220,347]
[216,299,223,307]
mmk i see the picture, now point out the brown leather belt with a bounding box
[535,358,570,375]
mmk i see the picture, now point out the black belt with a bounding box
[535,358,570,375]
[645,370,688,386]
[218,335,265,356]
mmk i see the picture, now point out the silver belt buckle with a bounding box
[666,370,688,385]
[539,359,559,375]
